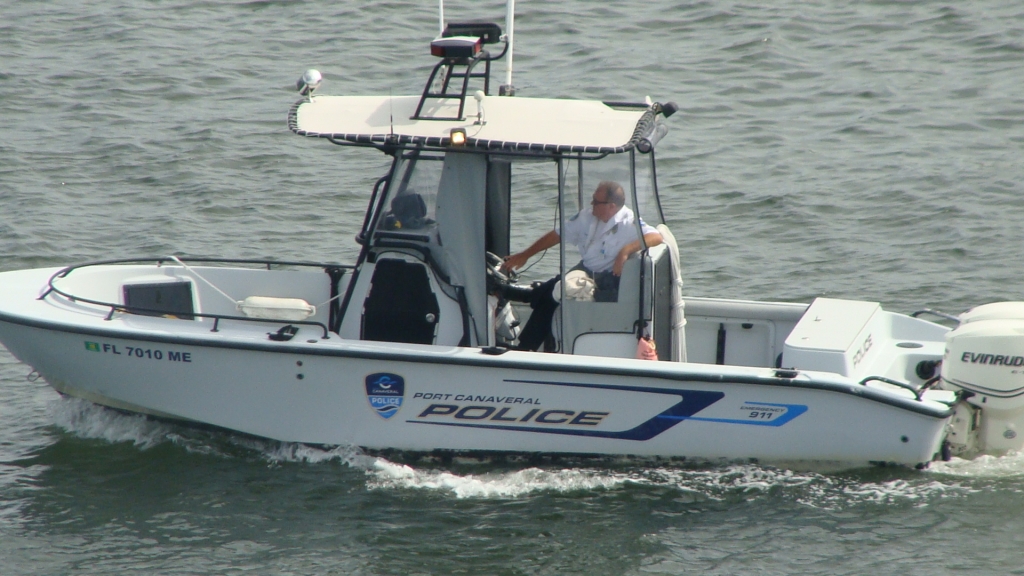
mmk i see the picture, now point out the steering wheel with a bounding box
[486,251,517,289]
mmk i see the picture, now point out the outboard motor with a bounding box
[942,302,1024,455]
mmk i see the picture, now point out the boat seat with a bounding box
[562,244,669,358]
[361,258,440,344]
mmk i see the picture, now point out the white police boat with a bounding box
[0,11,1021,469]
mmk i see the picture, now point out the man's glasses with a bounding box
[591,200,612,206]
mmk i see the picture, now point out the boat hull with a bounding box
[0,316,949,467]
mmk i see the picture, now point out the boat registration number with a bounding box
[84,341,192,363]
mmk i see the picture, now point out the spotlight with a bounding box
[449,128,467,146]
[296,69,322,99]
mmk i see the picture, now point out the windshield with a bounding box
[563,153,663,227]
[376,152,443,234]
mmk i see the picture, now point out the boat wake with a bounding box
[366,460,631,498]
[49,396,173,450]
[927,452,1024,478]
[355,464,975,506]
[45,396,1002,505]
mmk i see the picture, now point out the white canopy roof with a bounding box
[290,94,655,155]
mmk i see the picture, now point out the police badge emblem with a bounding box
[365,373,405,419]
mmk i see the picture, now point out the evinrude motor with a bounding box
[942,302,1024,455]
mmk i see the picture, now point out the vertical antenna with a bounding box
[437,0,448,94]
[500,0,516,96]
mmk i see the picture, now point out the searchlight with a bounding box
[296,69,322,100]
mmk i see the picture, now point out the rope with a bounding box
[169,255,341,310]
[167,256,238,306]
[314,293,343,308]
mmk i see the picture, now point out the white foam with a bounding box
[49,397,171,450]
[259,442,378,468]
[366,460,632,498]
[927,451,1024,478]
[640,464,819,496]
[355,461,973,505]
[802,478,971,508]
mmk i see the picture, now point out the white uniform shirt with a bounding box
[558,206,658,273]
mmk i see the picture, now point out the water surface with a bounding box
[2,1,1024,574]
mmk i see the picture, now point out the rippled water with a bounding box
[3,0,1024,574]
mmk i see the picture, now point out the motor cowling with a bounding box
[942,302,1024,453]
[943,303,1024,406]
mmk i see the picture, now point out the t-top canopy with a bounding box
[289,94,659,155]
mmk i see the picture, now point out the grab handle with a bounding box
[859,376,924,401]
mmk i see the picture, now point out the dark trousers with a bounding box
[516,266,620,352]
[517,276,560,351]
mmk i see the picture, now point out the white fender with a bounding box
[656,224,686,362]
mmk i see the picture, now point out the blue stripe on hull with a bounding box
[407,378,724,441]
[671,402,808,427]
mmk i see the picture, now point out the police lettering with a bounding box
[417,403,609,426]
[852,334,873,367]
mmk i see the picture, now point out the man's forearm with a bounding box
[613,232,664,276]
[622,232,663,257]
[504,230,561,271]
[521,230,562,259]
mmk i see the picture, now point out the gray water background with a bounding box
[2,0,1024,573]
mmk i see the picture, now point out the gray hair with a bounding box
[596,181,625,208]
